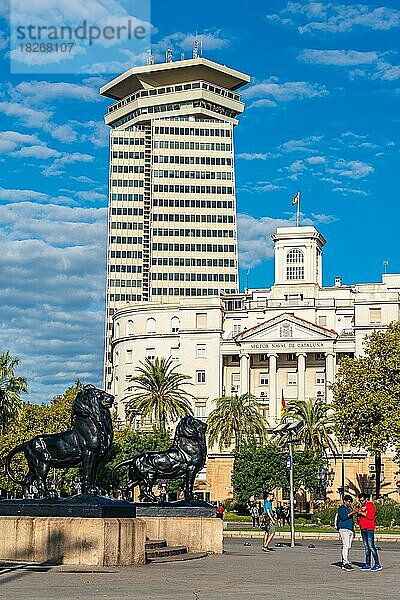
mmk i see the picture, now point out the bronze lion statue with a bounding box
[112,415,207,502]
[6,384,114,498]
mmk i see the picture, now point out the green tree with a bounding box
[207,393,267,451]
[331,322,400,498]
[0,351,28,435]
[125,357,194,431]
[0,382,82,495]
[282,398,337,455]
[231,443,324,503]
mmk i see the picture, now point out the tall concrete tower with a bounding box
[101,57,250,391]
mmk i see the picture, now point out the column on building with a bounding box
[297,352,307,401]
[268,354,278,421]
[240,353,250,395]
[325,352,336,402]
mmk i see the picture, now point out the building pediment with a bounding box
[235,313,337,351]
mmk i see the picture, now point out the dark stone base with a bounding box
[133,499,216,518]
[0,494,136,518]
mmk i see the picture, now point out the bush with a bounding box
[376,500,400,527]
[312,500,400,528]
[312,505,339,526]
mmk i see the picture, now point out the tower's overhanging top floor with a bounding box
[100,57,251,100]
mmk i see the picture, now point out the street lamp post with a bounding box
[288,431,295,548]
[274,420,304,549]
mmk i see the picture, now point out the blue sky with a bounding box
[0,0,399,403]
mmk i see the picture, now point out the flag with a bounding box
[292,191,300,206]
[281,389,287,419]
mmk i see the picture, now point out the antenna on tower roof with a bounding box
[193,32,199,59]
[200,39,203,57]
[165,48,173,63]
[147,49,154,65]
[180,52,185,61]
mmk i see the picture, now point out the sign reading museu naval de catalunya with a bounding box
[243,341,331,351]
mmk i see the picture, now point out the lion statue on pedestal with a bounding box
[112,415,207,503]
[5,384,114,498]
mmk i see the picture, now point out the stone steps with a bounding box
[145,539,207,563]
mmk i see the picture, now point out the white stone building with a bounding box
[109,224,400,501]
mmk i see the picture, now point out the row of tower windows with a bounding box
[112,137,145,146]
[151,258,236,267]
[153,185,233,194]
[154,141,231,151]
[108,294,141,302]
[111,180,144,187]
[152,229,235,238]
[110,208,143,216]
[153,170,233,180]
[108,280,142,287]
[111,222,143,230]
[112,166,145,173]
[154,156,232,166]
[109,265,142,273]
[109,236,143,245]
[110,250,142,258]
[112,151,145,159]
[111,194,143,202]
[152,243,236,253]
[151,288,235,296]
[151,273,236,282]
[152,214,234,223]
[154,126,231,137]
[153,199,233,209]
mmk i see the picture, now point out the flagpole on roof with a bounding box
[296,192,300,227]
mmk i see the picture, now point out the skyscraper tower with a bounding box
[101,56,250,391]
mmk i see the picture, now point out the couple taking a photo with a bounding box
[337,492,382,572]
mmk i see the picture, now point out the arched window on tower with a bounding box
[127,320,134,335]
[146,317,157,334]
[171,316,180,333]
[286,248,305,280]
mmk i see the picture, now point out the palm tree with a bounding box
[124,357,194,431]
[207,393,267,451]
[0,351,28,435]
[281,397,338,455]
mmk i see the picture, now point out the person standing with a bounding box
[337,495,356,571]
[250,501,260,528]
[262,492,276,552]
[357,492,382,571]
[216,502,225,520]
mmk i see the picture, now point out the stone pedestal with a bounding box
[142,516,223,554]
[0,516,146,566]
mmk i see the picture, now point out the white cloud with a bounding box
[299,49,380,66]
[279,135,323,153]
[14,81,102,104]
[0,188,49,203]
[11,145,61,159]
[307,155,326,165]
[267,2,400,34]
[237,153,271,160]
[246,77,328,106]
[0,201,107,403]
[43,152,95,176]
[332,187,369,196]
[330,159,374,179]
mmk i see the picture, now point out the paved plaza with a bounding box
[1,537,398,600]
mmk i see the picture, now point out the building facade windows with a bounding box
[259,372,269,386]
[369,308,382,323]
[171,316,180,333]
[287,371,297,386]
[196,370,206,384]
[315,371,325,385]
[146,348,156,362]
[196,343,206,358]
[146,318,157,333]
